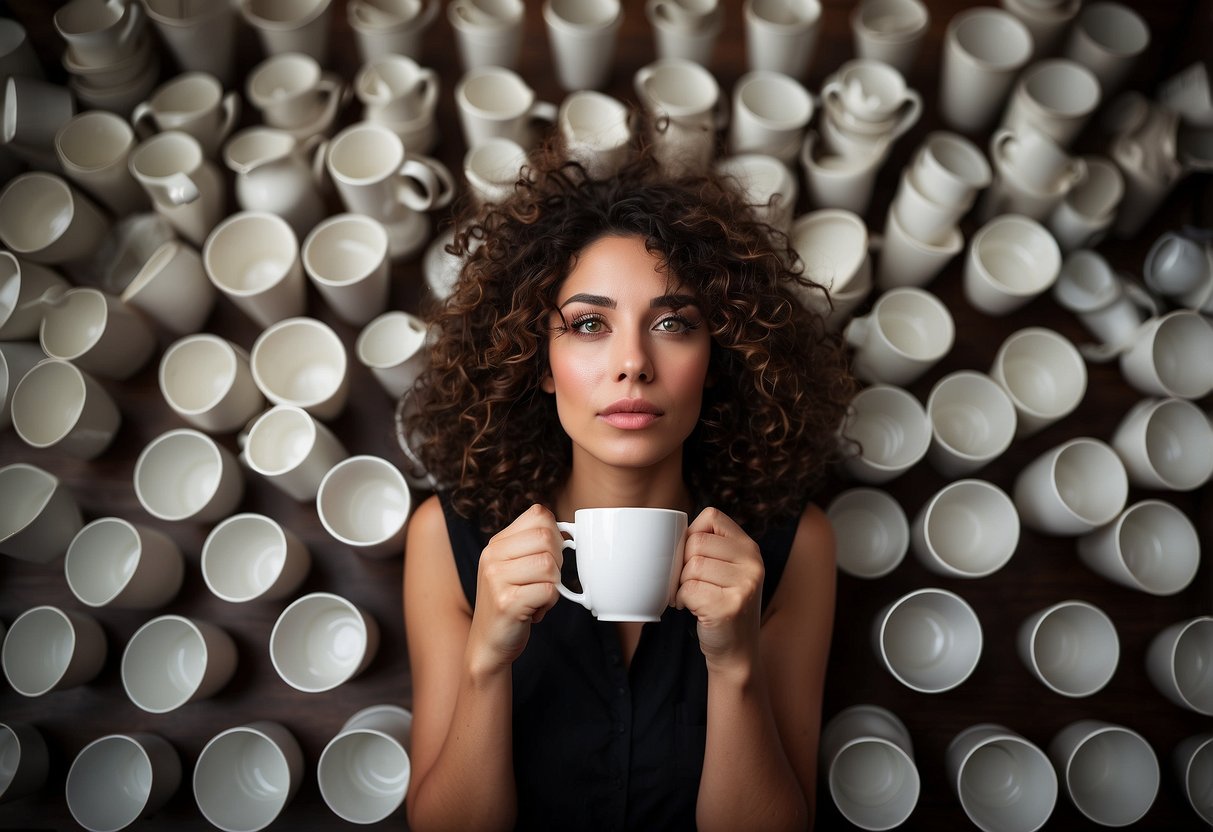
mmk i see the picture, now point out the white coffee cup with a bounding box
[1013,437,1128,536]
[302,213,390,326]
[558,90,632,180]
[989,126,1086,199]
[872,587,982,693]
[939,7,1033,133]
[911,131,992,209]
[318,704,413,824]
[11,359,121,460]
[324,121,456,219]
[874,197,965,291]
[1062,2,1149,98]
[820,705,920,830]
[356,310,430,398]
[889,167,972,248]
[839,384,930,484]
[1111,397,1213,491]
[0,722,49,803]
[0,463,83,565]
[134,428,245,522]
[965,214,1062,315]
[142,0,237,86]
[250,317,350,421]
[0,252,67,340]
[1002,59,1100,149]
[193,722,304,832]
[1146,617,1213,715]
[1000,0,1081,60]
[122,240,217,336]
[271,592,380,692]
[203,211,307,330]
[317,455,412,558]
[729,70,813,163]
[743,0,822,80]
[133,72,240,159]
[0,172,110,268]
[1118,310,1213,400]
[798,130,890,216]
[54,110,148,216]
[245,52,344,130]
[1076,499,1200,596]
[913,479,1019,579]
[543,0,623,91]
[349,0,439,63]
[1018,600,1119,697]
[239,404,349,501]
[448,0,525,71]
[121,615,237,713]
[38,286,155,380]
[556,507,686,622]
[633,58,723,175]
[129,130,226,247]
[1176,733,1213,824]
[826,488,908,579]
[463,137,529,206]
[715,153,798,235]
[1142,231,1209,298]
[53,0,144,65]
[822,59,922,142]
[159,335,265,435]
[66,733,181,832]
[2,76,75,153]
[788,208,873,326]
[0,18,43,81]
[456,66,558,149]
[844,287,954,386]
[1053,252,1157,356]
[946,725,1058,832]
[240,0,332,62]
[354,54,438,124]
[990,327,1087,436]
[65,517,184,610]
[926,371,1017,476]
[850,0,929,76]
[647,0,723,66]
[1047,156,1124,252]
[202,513,310,604]
[1049,721,1159,827]
[1,605,106,696]
[0,342,43,432]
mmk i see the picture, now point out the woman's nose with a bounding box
[614,331,653,382]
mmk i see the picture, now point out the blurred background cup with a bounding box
[986,128,1086,215]
[159,335,265,434]
[840,384,930,484]
[132,72,239,159]
[318,704,414,824]
[0,342,43,431]
[1049,721,1158,827]
[965,214,1062,315]
[3,76,75,152]
[121,615,237,713]
[1,605,106,697]
[874,198,964,290]
[946,725,1057,832]
[55,110,148,216]
[302,213,390,326]
[270,592,380,692]
[0,18,43,80]
[911,131,991,208]
[193,722,303,832]
[558,90,631,179]
[826,487,908,579]
[1001,59,1100,148]
[66,733,181,832]
[926,371,1017,476]
[133,428,245,522]
[888,167,971,248]
[239,404,349,501]
[0,463,82,564]
[542,0,623,91]
[1077,500,1200,595]
[821,59,922,147]
[1013,437,1128,536]
[1046,157,1124,252]
[316,455,412,558]
[11,359,121,460]
[990,327,1086,436]
[448,0,525,71]
[143,0,236,85]
[728,70,812,163]
[844,287,955,386]
[1000,0,1080,60]
[38,287,155,380]
[0,252,67,340]
[240,0,333,63]
[1062,1,1149,98]
[647,0,724,66]
[788,208,872,325]
[850,0,929,76]
[129,130,226,247]
[872,587,982,693]
[1111,397,1213,490]
[65,517,184,610]
[1017,600,1119,697]
[0,722,49,804]
[348,0,439,63]
[743,0,822,80]
[715,153,797,235]
[356,310,430,398]
[1142,230,1210,299]
[820,705,920,830]
[202,513,311,603]
[455,66,558,149]
[939,7,1032,133]
[354,53,438,124]
[912,479,1019,579]
[799,130,889,216]
[1175,733,1213,824]
[245,52,344,131]
[0,173,110,269]
[53,0,144,65]
[250,317,350,421]
[203,211,307,330]
[1117,310,1213,400]
[1147,617,1213,715]
[121,241,216,336]
[633,58,723,174]
[463,137,529,206]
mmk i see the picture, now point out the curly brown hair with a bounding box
[401,144,856,534]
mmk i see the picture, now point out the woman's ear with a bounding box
[541,372,555,394]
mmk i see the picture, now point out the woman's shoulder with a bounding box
[407,492,485,607]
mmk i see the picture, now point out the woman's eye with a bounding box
[573,317,604,334]
[656,316,690,333]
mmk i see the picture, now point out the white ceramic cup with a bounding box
[1050,721,1159,827]
[911,131,992,208]
[3,76,75,151]
[946,725,1058,832]
[850,0,928,76]
[1176,733,1213,824]
[240,0,332,62]
[0,342,43,432]
[840,384,930,484]
[1013,437,1128,536]
[1000,0,1081,60]
[354,53,438,124]
[1002,59,1100,151]
[1,605,106,697]
[874,199,965,291]
[65,518,184,610]
[0,172,110,267]
[250,317,350,421]
[203,211,307,330]
[729,70,813,163]
[318,704,413,824]
[1111,397,1213,491]
[1047,156,1124,252]
[245,52,343,130]
[715,153,798,235]
[324,121,456,218]
[912,479,1019,579]
[132,72,240,159]
[0,463,83,564]
[121,615,237,713]
[142,0,237,85]
[302,213,390,326]
[0,18,43,81]
[448,0,525,71]
[939,7,1033,133]
[193,722,304,832]
[1146,617,1213,715]
[889,167,972,248]
[633,58,723,175]
[202,513,311,604]
[743,0,822,80]
[349,0,438,63]
[122,240,217,336]
[133,428,245,523]
[826,487,908,579]
[872,587,982,693]
[799,129,890,216]
[129,130,226,247]
[53,0,144,65]
[989,327,1087,436]
[1018,600,1119,697]
[38,287,155,381]
[0,722,49,803]
[965,214,1062,316]
[1076,499,1200,596]
[463,136,529,206]
[989,127,1086,200]
[788,208,873,325]
[239,404,349,501]
[558,90,632,180]
[66,733,181,832]
[11,359,121,460]
[159,335,265,435]
[1062,2,1149,98]
[1142,231,1209,298]
[648,0,723,66]
[543,0,623,91]
[820,705,920,830]
[1118,310,1213,400]
[556,507,687,622]
[271,592,380,692]
[822,59,922,142]
[316,455,412,558]
[926,371,1017,476]
[845,287,955,386]
[455,66,558,149]
[54,110,148,216]
[356,310,430,398]
[0,252,67,340]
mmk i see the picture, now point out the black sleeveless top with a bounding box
[438,494,800,831]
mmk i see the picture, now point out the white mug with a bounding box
[10,359,121,460]
[729,70,813,163]
[349,0,439,64]
[240,0,333,63]
[2,76,75,151]
[0,722,49,803]
[715,153,798,235]
[648,0,723,66]
[926,371,1017,476]
[129,130,226,247]
[316,455,412,559]
[1001,59,1101,148]
[38,286,156,380]
[939,7,1033,133]
[910,131,992,208]
[122,240,216,336]
[245,51,345,131]
[193,722,304,831]
[0,18,43,81]
[463,137,529,206]
[743,0,822,80]
[133,428,245,522]
[132,72,240,158]
[239,404,349,501]
[354,53,438,124]
[558,90,632,180]
[788,208,873,326]
[820,705,920,830]
[202,513,311,604]
[844,286,955,386]
[822,59,922,142]
[799,129,890,216]
[1062,2,1149,98]
[965,213,1062,316]
[889,167,972,247]
[1012,437,1128,536]
[1146,617,1213,715]
[946,725,1058,832]
[121,615,237,713]
[356,310,430,398]
[1049,721,1159,827]
[456,66,558,149]
[0,173,110,268]
[250,317,351,421]
[1017,600,1119,697]
[159,334,265,435]
[203,211,307,330]
[66,733,181,832]
[448,0,525,71]
[1047,156,1124,252]
[323,121,456,219]
[142,0,237,86]
[225,127,327,239]
[0,252,67,340]
[1000,0,1081,60]
[850,0,928,75]
[1076,499,1200,596]
[270,593,380,692]
[990,327,1087,436]
[872,587,982,693]
[65,517,184,610]
[826,487,908,579]
[989,126,1086,197]
[543,0,623,91]
[1,605,106,696]
[302,213,391,326]
[912,479,1019,579]
[0,462,83,565]
[1111,397,1213,491]
[633,58,723,175]
[875,194,965,291]
[53,0,145,66]
[54,110,148,216]
[318,704,414,824]
[839,384,930,484]
[1118,310,1213,400]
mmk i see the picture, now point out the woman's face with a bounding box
[543,235,712,472]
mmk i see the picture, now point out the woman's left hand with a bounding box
[676,507,765,675]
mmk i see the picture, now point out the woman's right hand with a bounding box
[467,504,565,673]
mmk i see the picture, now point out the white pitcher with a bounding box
[224,127,326,239]
[129,131,225,247]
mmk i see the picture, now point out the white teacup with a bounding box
[11,359,121,460]
[875,196,965,291]
[1000,0,1081,60]
[1146,617,1213,715]
[122,240,217,336]
[66,733,181,832]
[826,487,908,579]
[159,334,265,435]
[1118,310,1213,400]
[1018,600,1119,697]
[926,371,1017,476]
[989,127,1086,199]
[850,0,929,76]
[39,286,156,380]
[129,130,226,247]
[1049,721,1159,827]
[911,131,992,209]
[54,110,148,216]
[245,52,344,130]
[2,76,75,152]
[0,172,110,268]
[463,137,529,206]
[556,507,686,622]
[65,518,184,610]
[633,58,723,175]
[349,0,439,63]
[193,722,304,832]
[1176,734,1213,824]
[121,615,237,713]
[0,463,83,565]
[715,153,798,235]
[53,0,144,66]
[0,342,43,432]
[872,588,982,693]
[965,214,1062,316]
[820,705,920,830]
[455,66,558,149]
[448,0,525,71]
[1077,499,1200,596]
[133,72,240,158]
[317,455,412,558]
[203,211,307,330]
[946,725,1058,832]
[324,121,456,219]
[318,704,414,824]
[543,0,623,92]
[798,129,890,216]
[729,70,813,163]
[1,605,106,697]
[251,317,350,421]
[889,167,971,247]
[1142,231,1209,298]
[270,592,380,692]
[302,213,391,326]
[1111,397,1213,491]
[0,253,67,340]
[142,0,237,86]
[913,479,1019,579]
[647,0,723,66]
[354,54,438,124]
[1002,59,1100,148]
[1047,157,1124,253]
[1062,2,1149,98]
[939,7,1033,133]
[845,286,954,386]
[356,310,430,398]
[823,59,922,142]
[558,90,632,180]
[1013,437,1128,536]
[743,0,822,80]
[239,404,349,501]
[990,327,1087,436]
[240,0,333,63]
[202,513,311,603]
[839,384,930,484]
[133,428,245,522]
[788,208,872,325]
[0,722,49,803]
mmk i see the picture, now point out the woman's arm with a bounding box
[404,497,565,832]
[680,505,836,832]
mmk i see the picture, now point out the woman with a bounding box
[401,146,855,831]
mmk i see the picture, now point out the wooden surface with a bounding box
[1,0,1211,829]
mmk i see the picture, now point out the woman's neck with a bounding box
[554,447,694,520]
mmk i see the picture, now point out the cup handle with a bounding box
[990,128,1016,164]
[154,172,200,206]
[396,155,455,212]
[118,0,143,48]
[1120,273,1161,317]
[554,522,589,610]
[131,101,156,138]
[218,92,241,144]
[843,315,869,348]
[311,138,330,189]
[889,90,923,140]
[530,100,558,128]
[1061,156,1088,191]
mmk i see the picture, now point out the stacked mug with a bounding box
[54,0,158,116]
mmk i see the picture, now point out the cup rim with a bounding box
[193,722,295,829]
[202,512,289,603]
[64,517,142,607]
[877,587,982,692]
[355,310,428,369]
[2,605,77,696]
[317,728,410,823]
[828,735,920,829]
[11,359,87,450]
[133,428,225,521]
[249,316,348,410]
[302,212,390,286]
[66,734,155,828]
[316,454,411,547]
[1059,723,1158,825]
[121,614,210,712]
[1023,599,1118,696]
[270,591,370,692]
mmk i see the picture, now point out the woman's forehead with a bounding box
[558,235,693,302]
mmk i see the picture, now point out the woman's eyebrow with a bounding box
[652,294,698,309]
[559,293,614,309]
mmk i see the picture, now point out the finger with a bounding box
[487,525,566,568]
[483,551,562,588]
[680,552,744,590]
[687,506,745,538]
[683,529,761,570]
[675,578,724,613]
[490,504,556,542]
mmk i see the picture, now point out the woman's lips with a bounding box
[600,412,659,429]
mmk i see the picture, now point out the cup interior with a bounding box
[954,9,1031,69]
[1053,441,1127,526]
[271,594,369,691]
[1174,620,1213,712]
[1023,61,1100,117]
[66,736,152,831]
[206,215,296,293]
[930,373,1016,458]
[858,0,927,36]
[549,0,618,26]
[739,72,812,125]
[0,464,55,541]
[958,738,1056,831]
[65,518,141,607]
[152,73,221,115]
[203,515,288,602]
[305,216,388,284]
[0,723,25,797]
[923,481,1018,575]
[328,125,401,182]
[160,336,237,414]
[252,320,346,405]
[461,70,530,116]
[997,330,1084,417]
[135,431,222,520]
[881,591,981,692]
[130,132,203,179]
[194,729,291,830]
[750,0,816,25]
[1184,738,1213,823]
[41,289,109,360]
[58,111,132,169]
[828,488,908,578]
[792,213,868,292]
[317,457,410,545]
[829,738,919,829]
[246,406,315,474]
[920,132,990,191]
[246,0,328,25]
[357,312,427,368]
[846,387,930,468]
[976,219,1060,293]
[122,617,206,712]
[1066,729,1158,825]
[11,360,85,448]
[319,730,410,824]
[0,175,73,252]
[1117,499,1201,592]
[249,54,320,101]
[1144,401,1213,490]
[1030,603,1118,695]
[876,290,953,359]
[1079,2,1149,55]
[563,92,629,143]
[645,64,716,112]
[2,607,74,696]
[1151,314,1213,399]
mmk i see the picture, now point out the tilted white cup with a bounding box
[0,18,43,81]
[318,704,414,824]
[850,0,929,76]
[53,0,144,66]
[840,384,930,484]
[134,428,245,523]
[202,513,311,603]
[820,705,920,830]
[543,0,623,92]
[1118,310,1213,400]
[990,327,1086,437]
[1018,601,1119,697]
[1049,721,1159,827]
[271,593,380,692]
[788,208,873,326]
[121,615,237,713]
[1001,59,1101,148]
[1146,617,1213,716]
[1062,1,1149,98]
[132,72,240,158]
[240,0,333,63]
[939,7,1033,133]
[448,0,525,71]
[0,173,110,268]
[0,722,50,804]
[302,213,391,326]
[250,317,351,421]
[875,200,965,291]
[456,66,558,149]
[889,167,972,248]
[912,479,1019,579]
[1013,437,1128,536]
[648,0,723,66]
[0,342,43,432]
[354,53,439,125]
[55,110,148,216]
[349,0,439,64]
[1111,397,1213,491]
[826,487,908,579]
[872,588,982,693]
[1176,733,1213,824]
[159,335,265,435]
[142,0,237,86]
[926,371,1017,476]
[729,70,813,164]
[193,722,304,832]
[245,52,344,130]
[66,733,182,832]
[715,153,798,235]
[558,90,632,180]
[1077,499,1200,596]
[946,725,1058,832]
[356,310,430,399]
[129,131,226,247]
[317,455,412,559]
[0,463,83,564]
[1,605,106,697]
[1051,250,1150,356]
[122,240,217,336]
[11,359,121,460]
[822,59,922,144]
[1000,0,1081,60]
[0,252,67,340]
[463,137,529,206]
[65,518,184,610]
[633,58,723,175]
[845,286,955,386]
[203,211,307,330]
[799,129,890,216]
[239,404,349,501]
[743,0,822,80]
[965,214,1062,316]
[910,131,991,209]
[39,286,156,381]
